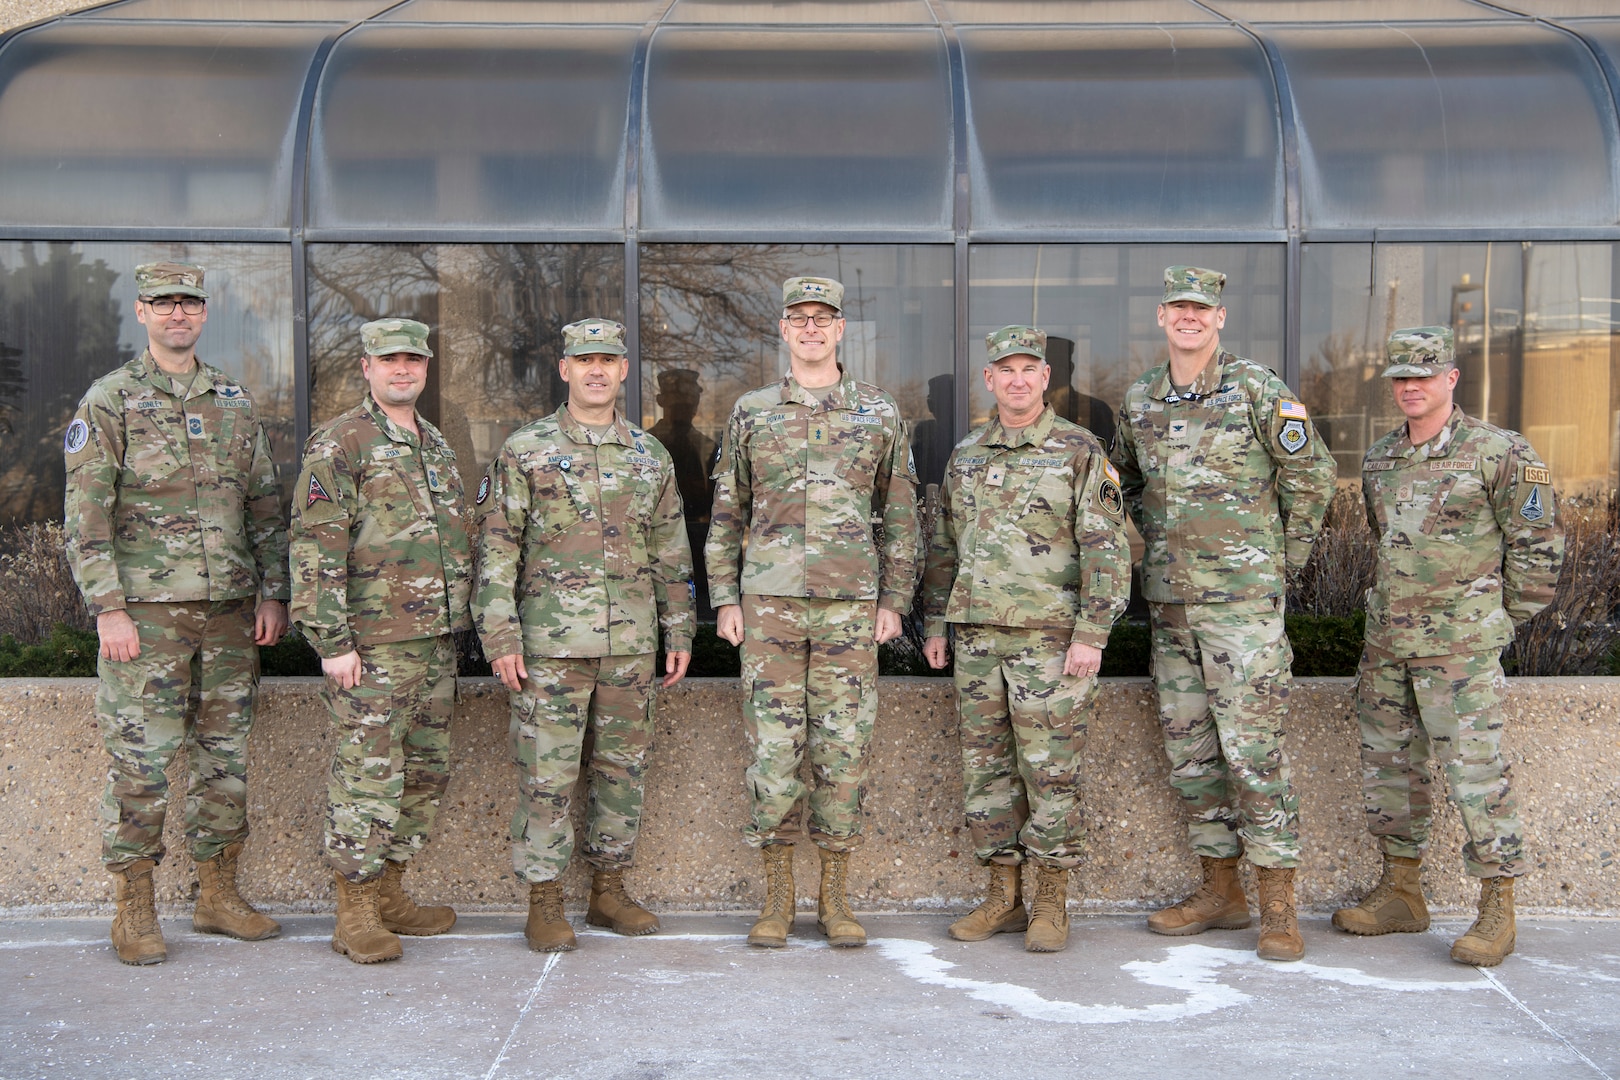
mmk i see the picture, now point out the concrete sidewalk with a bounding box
[2,913,1616,1080]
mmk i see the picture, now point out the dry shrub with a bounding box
[1288,487,1377,618]
[1506,495,1620,677]
[0,521,91,642]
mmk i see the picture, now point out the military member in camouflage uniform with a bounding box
[1110,266,1335,962]
[1333,327,1564,967]
[64,261,288,966]
[474,318,694,953]
[290,318,471,965]
[707,275,919,949]
[922,326,1129,953]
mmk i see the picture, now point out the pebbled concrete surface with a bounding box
[1,912,1616,1080]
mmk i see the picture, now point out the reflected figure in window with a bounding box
[63,262,288,967]
[473,318,694,954]
[1109,265,1334,963]
[921,326,1129,954]
[648,367,717,613]
[1334,326,1563,968]
[911,372,956,491]
[290,318,471,965]
[707,275,919,950]
[1044,337,1115,450]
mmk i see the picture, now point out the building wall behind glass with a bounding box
[0,241,294,525]
[1301,241,1618,492]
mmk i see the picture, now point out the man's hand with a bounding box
[1064,642,1103,679]
[663,650,691,688]
[254,599,288,646]
[923,635,949,670]
[716,604,744,646]
[322,649,364,690]
[491,653,528,693]
[96,610,141,663]
[875,607,904,645]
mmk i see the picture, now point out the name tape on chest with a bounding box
[1430,458,1478,472]
[626,452,660,468]
[373,445,412,462]
[216,399,253,410]
[1016,456,1066,469]
[845,413,883,426]
[130,399,165,412]
[1364,460,1398,472]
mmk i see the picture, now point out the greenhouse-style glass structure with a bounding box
[2,0,1619,598]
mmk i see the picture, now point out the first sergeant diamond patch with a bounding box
[306,473,333,508]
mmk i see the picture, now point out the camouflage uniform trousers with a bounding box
[1148,598,1301,868]
[1356,644,1525,878]
[953,625,1095,870]
[741,595,877,852]
[96,597,260,870]
[509,653,657,883]
[323,635,456,883]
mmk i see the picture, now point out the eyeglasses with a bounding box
[784,312,839,328]
[143,297,205,315]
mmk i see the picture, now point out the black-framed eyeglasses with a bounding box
[784,312,839,328]
[143,297,205,315]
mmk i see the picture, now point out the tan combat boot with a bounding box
[949,863,1028,942]
[1147,855,1251,935]
[816,847,866,948]
[331,871,403,964]
[587,868,660,936]
[378,859,457,936]
[1255,866,1305,961]
[748,843,796,948]
[1331,855,1429,936]
[110,859,166,966]
[193,841,281,941]
[1024,866,1071,953]
[1451,876,1517,967]
[525,880,577,953]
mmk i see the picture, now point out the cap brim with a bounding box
[986,348,1045,364]
[1380,362,1452,378]
[563,344,628,357]
[139,285,209,300]
[369,344,433,358]
[1160,290,1218,306]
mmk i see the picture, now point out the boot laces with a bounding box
[597,870,634,906]
[126,868,160,937]
[534,882,565,923]
[979,868,1011,912]
[765,854,793,912]
[822,854,854,920]
[209,851,257,917]
[1031,872,1064,921]
[1469,880,1510,938]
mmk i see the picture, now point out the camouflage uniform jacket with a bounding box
[63,350,288,616]
[1109,348,1335,604]
[473,406,694,661]
[706,365,918,612]
[289,395,472,657]
[1363,405,1564,658]
[921,407,1129,648]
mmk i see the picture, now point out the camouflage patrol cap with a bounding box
[135,261,208,300]
[360,318,433,358]
[985,325,1047,364]
[1381,326,1455,378]
[1161,265,1225,307]
[782,276,844,312]
[562,318,628,357]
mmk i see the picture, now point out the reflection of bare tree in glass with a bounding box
[307,245,438,426]
[1302,330,1384,476]
[0,243,130,524]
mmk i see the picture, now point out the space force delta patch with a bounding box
[306,473,334,508]
[476,474,491,505]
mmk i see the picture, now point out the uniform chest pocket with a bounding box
[121,413,185,485]
[1426,472,1487,541]
[1019,470,1073,536]
[833,419,885,480]
[360,458,431,524]
[528,467,585,535]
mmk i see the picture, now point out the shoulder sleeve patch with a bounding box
[1522,464,1552,486]
[1278,400,1309,420]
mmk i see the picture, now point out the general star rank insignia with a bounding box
[810,423,829,446]
[306,473,333,508]
[1278,418,1308,455]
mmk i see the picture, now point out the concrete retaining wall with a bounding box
[1,677,1616,915]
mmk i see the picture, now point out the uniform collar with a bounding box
[781,364,858,412]
[139,349,219,401]
[1390,405,1465,461]
[1149,348,1227,402]
[364,393,426,448]
[555,404,634,447]
[978,404,1056,449]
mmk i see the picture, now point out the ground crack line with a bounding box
[484,950,562,1080]
[1475,965,1614,1080]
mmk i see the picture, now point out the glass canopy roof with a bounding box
[1,0,1615,239]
